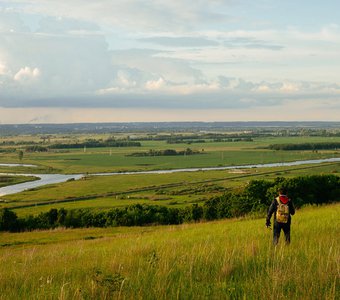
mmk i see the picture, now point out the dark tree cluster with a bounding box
[127,148,200,157]
[203,174,339,220]
[25,145,48,152]
[49,140,141,149]
[166,139,206,144]
[268,142,340,151]
[212,137,253,142]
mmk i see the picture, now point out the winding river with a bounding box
[0,157,339,197]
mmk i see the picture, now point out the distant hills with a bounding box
[0,121,339,135]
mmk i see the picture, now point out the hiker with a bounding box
[266,187,295,245]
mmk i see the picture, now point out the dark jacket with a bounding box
[267,195,295,224]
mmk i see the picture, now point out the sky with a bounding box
[0,0,339,123]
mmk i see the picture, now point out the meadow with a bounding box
[0,203,338,299]
[0,135,339,174]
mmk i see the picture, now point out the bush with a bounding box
[0,208,18,231]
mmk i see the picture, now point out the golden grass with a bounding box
[0,203,339,299]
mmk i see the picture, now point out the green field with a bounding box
[0,134,339,218]
[0,175,38,188]
[0,204,338,299]
[1,136,339,174]
[2,162,339,217]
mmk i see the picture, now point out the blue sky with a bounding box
[0,0,339,123]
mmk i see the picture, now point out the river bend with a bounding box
[0,157,339,196]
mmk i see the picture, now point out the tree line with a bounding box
[24,141,142,152]
[137,133,261,141]
[127,148,201,157]
[1,174,339,232]
[48,140,141,149]
[166,139,206,144]
[166,137,253,144]
[268,142,340,151]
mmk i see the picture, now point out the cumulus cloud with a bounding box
[255,85,271,93]
[0,13,114,103]
[92,76,340,111]
[0,1,339,122]
[14,66,40,82]
[145,77,165,90]
[0,62,8,75]
[279,82,299,93]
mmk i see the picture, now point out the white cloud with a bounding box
[255,85,271,93]
[279,82,299,93]
[0,15,114,101]
[13,66,40,81]
[0,62,8,75]
[145,77,165,90]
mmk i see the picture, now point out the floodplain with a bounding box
[0,125,339,299]
[0,131,339,217]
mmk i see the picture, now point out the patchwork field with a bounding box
[1,135,339,174]
[1,133,339,217]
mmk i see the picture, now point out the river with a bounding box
[0,157,339,197]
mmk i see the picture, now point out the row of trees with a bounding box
[166,139,206,144]
[166,137,253,144]
[49,140,141,149]
[25,145,48,152]
[1,174,339,232]
[127,148,201,157]
[135,133,261,142]
[213,138,253,142]
[268,142,340,151]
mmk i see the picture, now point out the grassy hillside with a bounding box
[0,204,338,299]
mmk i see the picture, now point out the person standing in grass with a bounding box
[266,187,295,245]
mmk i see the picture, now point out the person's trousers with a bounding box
[273,221,291,245]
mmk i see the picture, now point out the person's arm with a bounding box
[266,200,276,226]
[289,200,295,215]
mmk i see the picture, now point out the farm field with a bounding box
[0,132,339,217]
[0,203,338,299]
[0,135,339,174]
[2,162,339,217]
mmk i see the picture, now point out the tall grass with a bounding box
[0,204,339,299]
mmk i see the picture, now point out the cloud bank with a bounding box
[0,1,339,122]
